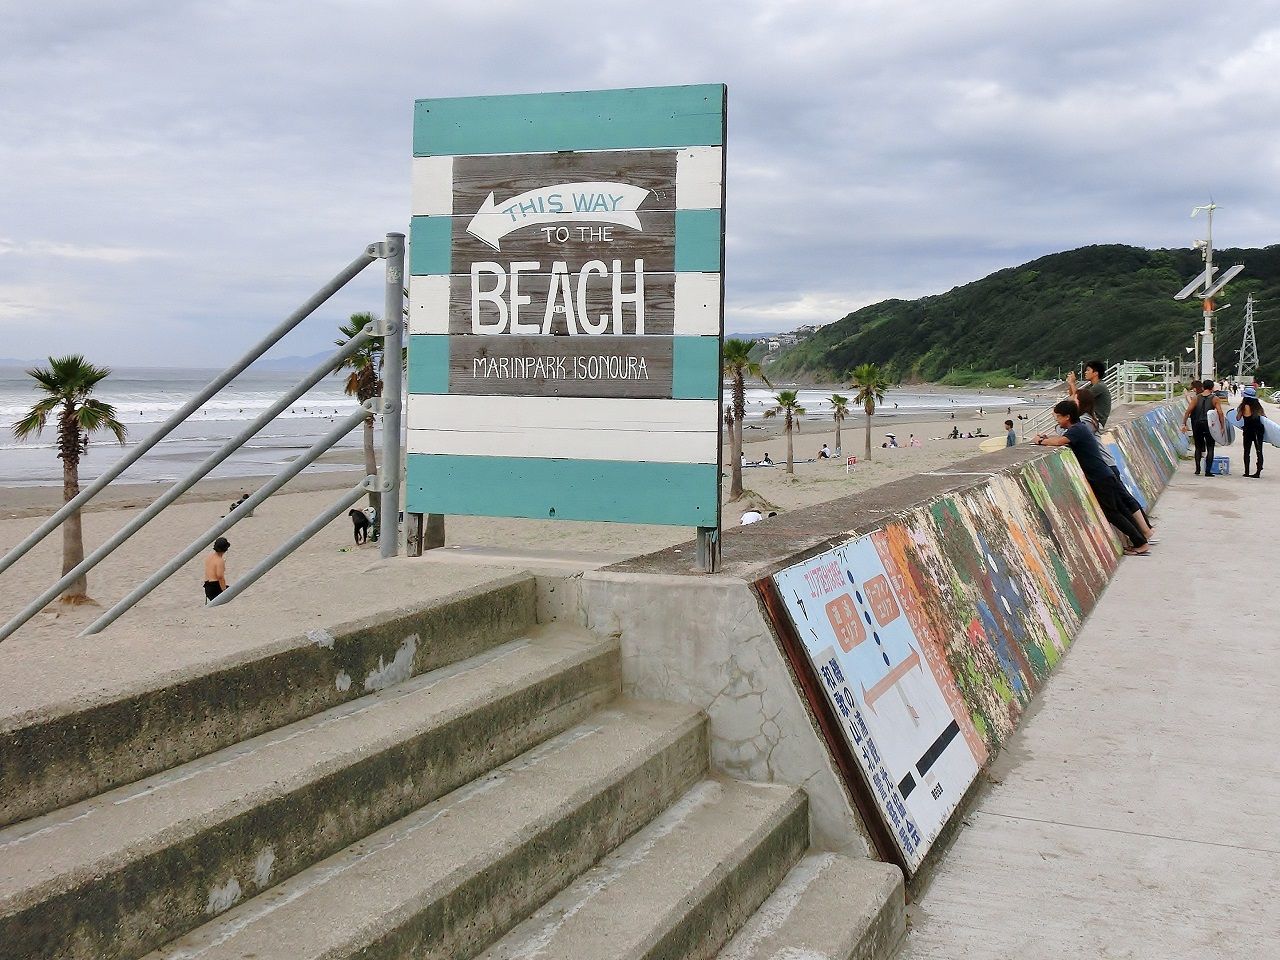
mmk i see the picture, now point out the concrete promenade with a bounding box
[901,466,1280,959]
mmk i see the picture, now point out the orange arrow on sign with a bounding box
[861,646,922,714]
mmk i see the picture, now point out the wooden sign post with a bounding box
[405,85,726,570]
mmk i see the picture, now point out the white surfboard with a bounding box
[1207,410,1236,446]
[1228,410,1280,447]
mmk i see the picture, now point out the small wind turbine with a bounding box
[1174,201,1244,380]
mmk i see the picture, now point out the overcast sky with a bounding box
[1,1,1276,367]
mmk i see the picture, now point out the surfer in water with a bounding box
[1238,385,1266,478]
[1182,380,1226,476]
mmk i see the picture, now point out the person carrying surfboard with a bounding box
[1238,386,1266,478]
[1182,380,1226,477]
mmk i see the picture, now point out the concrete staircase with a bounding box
[0,575,902,960]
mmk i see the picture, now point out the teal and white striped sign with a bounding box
[406,84,725,527]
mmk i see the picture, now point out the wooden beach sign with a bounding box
[405,85,727,558]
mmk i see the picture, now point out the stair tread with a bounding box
[146,699,706,959]
[714,853,904,960]
[0,625,610,910]
[479,779,805,960]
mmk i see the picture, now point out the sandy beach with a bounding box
[0,388,1052,721]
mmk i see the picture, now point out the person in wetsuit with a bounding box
[1238,385,1266,478]
[1182,380,1225,476]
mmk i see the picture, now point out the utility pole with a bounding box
[1194,203,1217,381]
[1237,294,1260,383]
[1175,202,1244,383]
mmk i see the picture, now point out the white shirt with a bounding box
[740,510,764,525]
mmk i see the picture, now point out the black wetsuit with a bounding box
[1241,397,1265,476]
[1190,394,1217,475]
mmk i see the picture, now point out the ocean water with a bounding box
[0,366,372,487]
[737,387,1029,422]
[0,365,1030,487]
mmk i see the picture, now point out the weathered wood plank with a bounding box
[451,150,677,212]
[448,271,674,337]
[445,335,674,399]
[406,425,716,464]
[405,394,719,432]
[411,156,454,216]
[450,209,675,273]
[405,453,720,526]
[413,84,726,157]
[410,271,720,337]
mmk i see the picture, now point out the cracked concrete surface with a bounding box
[579,571,873,858]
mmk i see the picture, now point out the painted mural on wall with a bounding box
[769,450,1121,873]
[764,403,1188,873]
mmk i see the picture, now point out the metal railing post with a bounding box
[0,247,380,579]
[378,233,405,560]
[0,333,371,643]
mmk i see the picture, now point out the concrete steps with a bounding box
[0,625,617,960]
[145,701,711,960]
[1,579,905,960]
[478,779,808,960]
[714,853,906,960]
[0,573,539,828]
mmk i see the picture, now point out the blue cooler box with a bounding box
[1212,455,1230,475]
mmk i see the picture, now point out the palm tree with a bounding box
[850,363,891,462]
[829,394,849,456]
[763,390,805,474]
[722,339,771,498]
[336,312,383,511]
[12,355,127,603]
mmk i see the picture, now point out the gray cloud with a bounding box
[1,0,1275,364]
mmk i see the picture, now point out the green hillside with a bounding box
[767,244,1280,383]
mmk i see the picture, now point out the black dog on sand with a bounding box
[349,508,371,545]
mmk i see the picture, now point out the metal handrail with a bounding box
[81,405,372,636]
[1020,359,1174,438]
[0,245,381,579]
[208,482,371,608]
[0,233,405,642]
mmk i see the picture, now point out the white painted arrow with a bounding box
[465,181,651,251]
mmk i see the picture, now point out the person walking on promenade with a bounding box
[1238,385,1266,478]
[1035,400,1150,555]
[1182,380,1226,476]
[1069,359,1112,427]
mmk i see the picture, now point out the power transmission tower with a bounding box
[1236,294,1260,382]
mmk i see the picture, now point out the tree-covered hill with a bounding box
[767,244,1280,383]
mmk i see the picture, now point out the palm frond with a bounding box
[79,399,128,444]
[12,396,59,440]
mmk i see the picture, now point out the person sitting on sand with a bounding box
[818,444,832,459]
[761,452,775,466]
[909,434,921,447]
[203,537,230,602]
[949,426,961,439]
[740,509,763,525]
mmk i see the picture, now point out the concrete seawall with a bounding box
[574,401,1188,874]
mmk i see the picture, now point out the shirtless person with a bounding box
[203,537,230,602]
